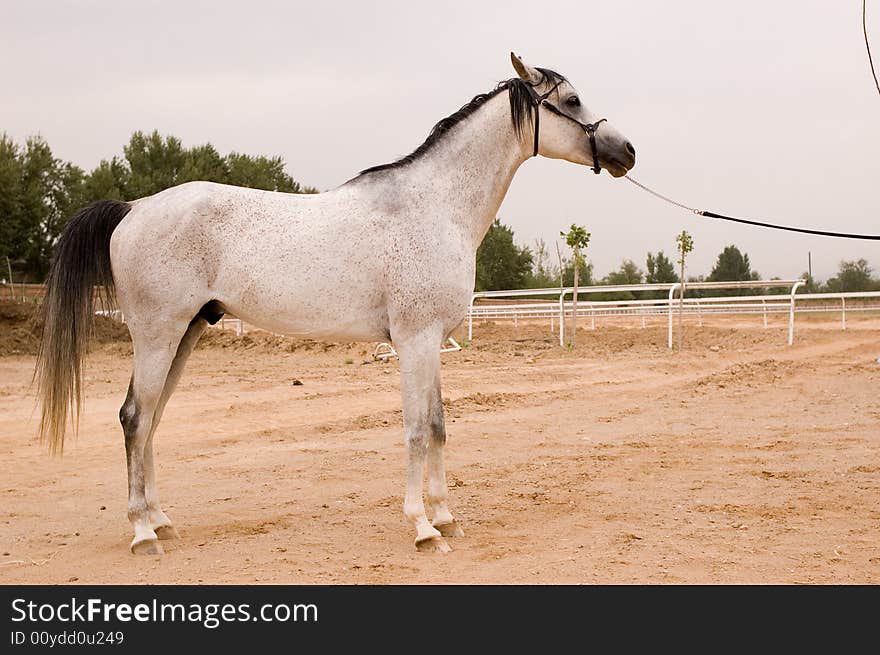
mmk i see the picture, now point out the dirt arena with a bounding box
[1,304,879,584]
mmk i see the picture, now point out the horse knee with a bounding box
[405,429,428,456]
[429,407,446,446]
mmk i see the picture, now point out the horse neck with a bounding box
[403,92,530,249]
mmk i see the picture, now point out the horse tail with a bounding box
[35,200,132,455]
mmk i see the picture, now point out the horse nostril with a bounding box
[625,141,636,156]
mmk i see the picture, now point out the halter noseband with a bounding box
[524,77,607,174]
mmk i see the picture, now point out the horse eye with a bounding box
[566,96,580,107]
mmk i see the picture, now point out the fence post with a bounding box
[762,299,767,328]
[558,290,566,346]
[468,294,476,341]
[667,283,679,349]
[788,280,805,345]
[841,297,846,331]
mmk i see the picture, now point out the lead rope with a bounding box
[623,175,880,240]
[620,5,880,241]
[865,0,880,97]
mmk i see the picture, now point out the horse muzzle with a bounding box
[601,141,636,177]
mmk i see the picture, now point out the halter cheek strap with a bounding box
[584,119,606,176]
[525,79,606,174]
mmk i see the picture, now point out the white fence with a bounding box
[468,281,880,348]
[98,283,880,351]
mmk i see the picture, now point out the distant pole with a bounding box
[808,251,812,287]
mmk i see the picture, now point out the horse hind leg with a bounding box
[143,316,210,541]
[120,316,197,555]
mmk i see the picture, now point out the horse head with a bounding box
[511,52,636,177]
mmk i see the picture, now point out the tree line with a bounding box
[475,218,880,296]
[0,131,317,281]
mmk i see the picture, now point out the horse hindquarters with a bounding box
[108,196,219,553]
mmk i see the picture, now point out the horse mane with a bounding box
[355,68,566,178]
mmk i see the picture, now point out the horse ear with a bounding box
[510,52,542,85]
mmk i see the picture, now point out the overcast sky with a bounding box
[3,0,879,279]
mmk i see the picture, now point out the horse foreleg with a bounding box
[397,329,451,553]
[426,373,464,539]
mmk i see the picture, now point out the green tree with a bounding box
[601,259,644,300]
[675,230,694,352]
[178,143,228,184]
[0,135,26,278]
[824,259,876,292]
[561,224,590,346]
[707,245,758,294]
[79,131,320,203]
[225,152,316,193]
[606,259,644,286]
[0,134,86,280]
[475,218,534,291]
[0,131,318,281]
[708,245,754,281]
[527,238,559,289]
[645,251,679,283]
[799,271,818,294]
[83,157,129,201]
[123,131,187,199]
[560,257,593,287]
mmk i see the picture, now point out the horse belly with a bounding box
[218,276,389,342]
[229,304,389,342]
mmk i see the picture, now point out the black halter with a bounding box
[524,78,607,174]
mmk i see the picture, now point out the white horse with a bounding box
[36,53,635,555]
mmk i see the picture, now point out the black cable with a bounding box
[619,6,880,240]
[700,210,880,240]
[865,0,880,97]
[624,175,880,240]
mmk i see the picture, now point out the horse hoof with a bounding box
[434,521,464,538]
[415,535,452,553]
[131,538,164,556]
[154,525,180,540]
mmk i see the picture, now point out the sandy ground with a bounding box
[1,314,879,584]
